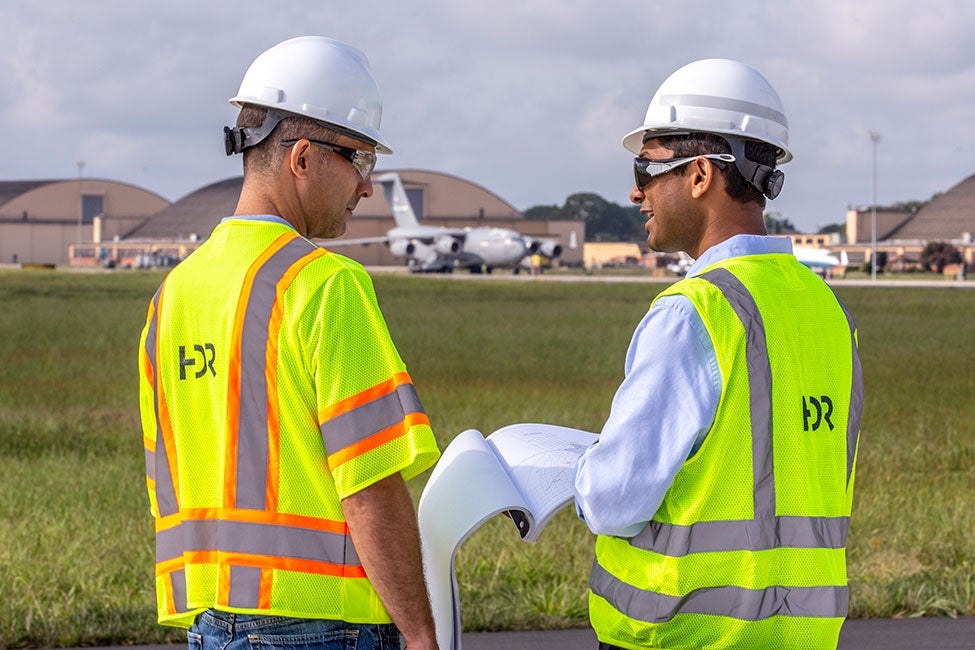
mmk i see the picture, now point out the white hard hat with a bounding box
[622,58,791,164]
[225,36,392,155]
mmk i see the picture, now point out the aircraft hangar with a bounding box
[66,169,583,270]
[0,179,169,266]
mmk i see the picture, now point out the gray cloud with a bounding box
[1,0,972,232]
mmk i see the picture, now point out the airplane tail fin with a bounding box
[373,172,420,229]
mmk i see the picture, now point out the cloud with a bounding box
[0,0,972,229]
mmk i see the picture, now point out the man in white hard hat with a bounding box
[139,36,441,650]
[573,59,864,649]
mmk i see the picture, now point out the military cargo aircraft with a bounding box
[332,172,562,273]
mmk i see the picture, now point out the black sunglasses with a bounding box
[633,154,734,189]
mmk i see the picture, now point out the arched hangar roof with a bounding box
[122,169,523,241]
[0,179,168,222]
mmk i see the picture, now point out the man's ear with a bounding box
[689,157,716,199]
[287,139,313,179]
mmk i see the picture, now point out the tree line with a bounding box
[523,192,847,242]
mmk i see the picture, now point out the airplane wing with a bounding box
[323,235,394,247]
[324,172,563,273]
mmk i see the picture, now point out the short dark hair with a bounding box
[236,105,334,177]
[657,132,778,208]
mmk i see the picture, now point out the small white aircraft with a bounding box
[666,246,844,276]
[333,173,562,273]
[793,246,844,270]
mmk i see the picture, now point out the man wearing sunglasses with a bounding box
[139,36,441,650]
[574,59,864,649]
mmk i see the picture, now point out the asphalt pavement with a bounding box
[73,616,975,650]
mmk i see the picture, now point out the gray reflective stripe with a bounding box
[700,268,775,517]
[145,447,155,482]
[590,563,847,623]
[235,236,318,510]
[658,93,788,127]
[596,268,855,626]
[321,383,425,454]
[157,518,218,563]
[228,566,262,609]
[170,568,187,613]
[831,294,864,487]
[156,518,358,567]
[630,515,849,556]
[145,287,179,517]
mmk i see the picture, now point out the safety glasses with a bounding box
[633,153,735,189]
[281,138,377,179]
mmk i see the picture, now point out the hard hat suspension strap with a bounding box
[223,108,291,156]
[723,137,785,200]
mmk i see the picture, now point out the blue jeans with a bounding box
[188,609,402,650]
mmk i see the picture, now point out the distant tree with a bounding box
[523,205,562,221]
[920,241,961,273]
[863,193,940,213]
[764,212,798,234]
[524,193,645,243]
[817,223,844,235]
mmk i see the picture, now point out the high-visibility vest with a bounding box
[138,219,440,629]
[589,254,864,649]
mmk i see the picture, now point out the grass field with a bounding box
[0,269,973,647]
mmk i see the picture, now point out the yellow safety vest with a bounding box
[589,254,863,649]
[138,218,440,629]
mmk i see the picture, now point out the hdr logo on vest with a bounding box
[179,344,216,380]
[802,395,834,432]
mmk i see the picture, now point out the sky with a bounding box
[2,0,973,233]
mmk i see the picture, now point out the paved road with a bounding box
[461,617,975,649]
[76,616,975,650]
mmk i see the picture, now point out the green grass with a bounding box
[0,270,973,647]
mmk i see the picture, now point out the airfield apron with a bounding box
[589,254,864,649]
[138,217,440,629]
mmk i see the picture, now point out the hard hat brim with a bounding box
[621,125,792,164]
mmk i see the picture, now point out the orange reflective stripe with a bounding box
[164,574,177,615]
[328,411,430,469]
[157,555,189,576]
[142,299,157,453]
[217,552,368,578]
[263,247,325,511]
[259,568,274,609]
[156,509,350,545]
[151,284,180,516]
[218,564,232,607]
[319,371,413,422]
[156,507,348,534]
[224,231,298,508]
[157,551,366,580]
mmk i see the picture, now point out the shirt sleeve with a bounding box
[574,294,721,537]
[312,265,440,499]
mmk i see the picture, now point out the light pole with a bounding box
[869,131,880,281]
[76,160,85,249]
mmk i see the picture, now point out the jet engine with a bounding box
[406,241,438,268]
[536,240,563,258]
[433,235,461,255]
[389,239,414,257]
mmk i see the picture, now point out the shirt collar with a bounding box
[220,214,294,229]
[686,234,794,277]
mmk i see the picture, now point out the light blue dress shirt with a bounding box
[574,234,794,537]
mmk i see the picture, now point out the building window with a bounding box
[81,194,104,224]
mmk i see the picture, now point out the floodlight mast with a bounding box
[869,131,880,281]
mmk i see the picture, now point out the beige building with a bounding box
[71,169,583,270]
[583,242,644,268]
[840,173,975,267]
[1,179,169,266]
